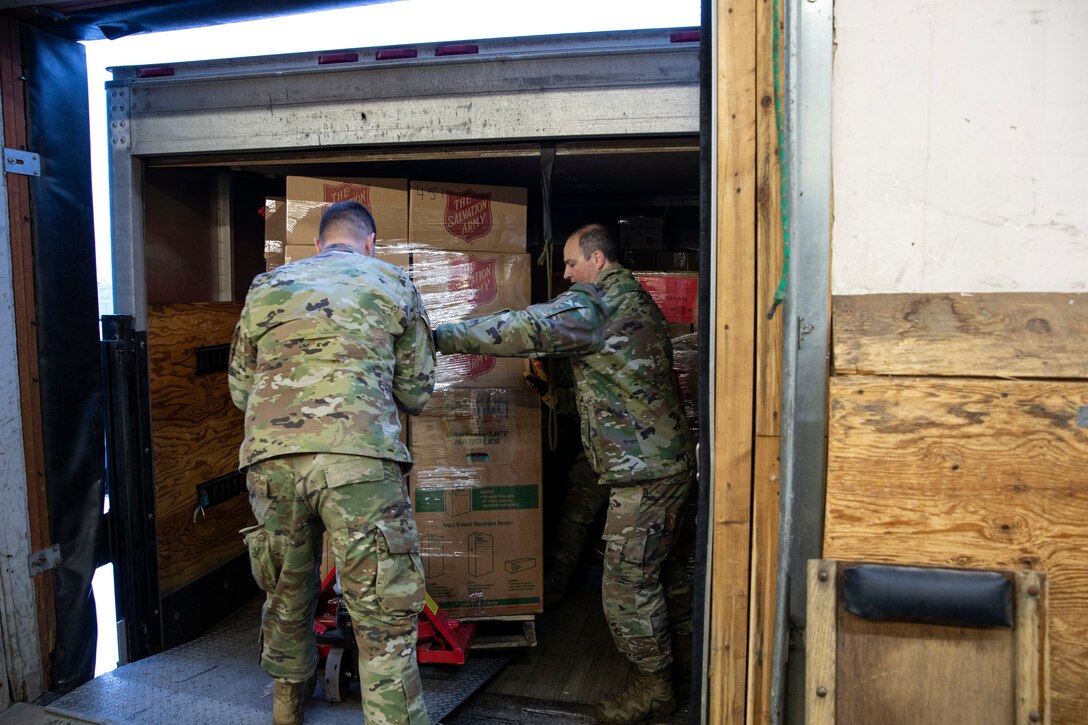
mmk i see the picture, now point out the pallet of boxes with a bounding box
[406,180,542,649]
[273,177,543,649]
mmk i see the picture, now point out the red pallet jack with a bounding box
[314,568,477,702]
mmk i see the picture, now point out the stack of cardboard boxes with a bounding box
[404,181,542,619]
[265,178,543,619]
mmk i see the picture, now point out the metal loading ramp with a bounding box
[45,598,511,724]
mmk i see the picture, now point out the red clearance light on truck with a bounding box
[376,48,418,61]
[670,31,701,43]
[318,52,359,65]
[435,44,479,57]
[137,66,174,78]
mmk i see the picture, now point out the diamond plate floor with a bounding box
[47,598,509,725]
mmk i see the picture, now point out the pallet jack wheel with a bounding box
[324,646,351,703]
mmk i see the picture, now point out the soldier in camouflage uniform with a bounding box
[434,224,695,725]
[228,200,434,725]
[543,451,609,610]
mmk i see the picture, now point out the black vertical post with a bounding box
[101,315,161,662]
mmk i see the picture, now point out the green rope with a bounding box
[767,0,791,320]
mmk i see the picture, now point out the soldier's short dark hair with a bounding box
[572,223,618,263]
[319,200,377,242]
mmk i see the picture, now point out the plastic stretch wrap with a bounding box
[403,247,530,390]
[276,175,530,389]
[262,197,286,270]
[408,180,528,254]
[284,176,409,251]
[671,332,699,433]
[409,388,543,618]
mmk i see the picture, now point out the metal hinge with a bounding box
[28,543,62,576]
[4,148,41,176]
[109,87,132,150]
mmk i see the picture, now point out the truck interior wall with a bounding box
[19,23,105,694]
[144,167,223,304]
[231,174,284,299]
[135,142,701,673]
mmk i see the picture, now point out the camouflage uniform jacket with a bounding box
[229,245,435,467]
[435,264,693,483]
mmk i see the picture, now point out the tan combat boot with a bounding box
[272,678,310,725]
[594,667,676,724]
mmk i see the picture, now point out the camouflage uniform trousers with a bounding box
[601,467,695,674]
[549,452,610,575]
[241,453,429,725]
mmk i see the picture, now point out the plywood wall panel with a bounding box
[825,375,1088,723]
[833,293,1088,378]
[147,302,251,594]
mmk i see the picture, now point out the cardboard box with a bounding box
[656,250,699,271]
[410,388,542,486]
[284,243,316,264]
[410,387,543,618]
[412,251,530,325]
[619,249,657,271]
[413,250,531,389]
[409,180,527,254]
[264,197,286,270]
[618,216,665,250]
[434,354,527,391]
[281,247,408,269]
[671,331,699,433]
[412,484,542,618]
[286,176,409,247]
[375,251,409,271]
[634,272,699,325]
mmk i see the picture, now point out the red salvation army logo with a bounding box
[446,353,496,380]
[447,255,497,307]
[444,189,493,243]
[323,183,371,209]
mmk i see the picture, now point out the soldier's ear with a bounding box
[313,237,321,251]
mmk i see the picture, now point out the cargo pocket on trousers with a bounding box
[373,519,425,620]
[602,531,651,572]
[241,523,278,593]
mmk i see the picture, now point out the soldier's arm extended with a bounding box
[392,286,437,415]
[227,314,256,412]
[434,287,602,358]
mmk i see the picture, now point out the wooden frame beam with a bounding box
[0,14,53,697]
[709,0,759,721]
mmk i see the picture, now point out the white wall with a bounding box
[831,0,1088,294]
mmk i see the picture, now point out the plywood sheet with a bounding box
[838,610,1015,724]
[833,293,1088,378]
[825,375,1088,723]
[147,302,250,595]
